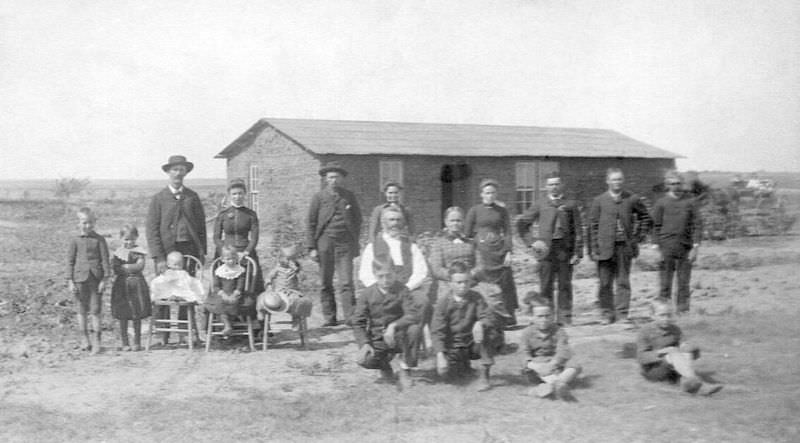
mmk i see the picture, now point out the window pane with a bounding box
[379,160,403,191]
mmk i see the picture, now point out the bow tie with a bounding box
[550,198,562,207]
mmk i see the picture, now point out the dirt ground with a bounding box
[1,199,799,442]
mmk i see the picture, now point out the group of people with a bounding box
[65,155,305,353]
[306,161,717,396]
[65,154,720,398]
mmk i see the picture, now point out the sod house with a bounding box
[215,118,680,243]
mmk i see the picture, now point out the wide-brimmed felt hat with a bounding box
[162,155,195,173]
[318,161,348,177]
[260,290,288,314]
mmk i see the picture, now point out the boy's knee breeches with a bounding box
[74,276,102,315]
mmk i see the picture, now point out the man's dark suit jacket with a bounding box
[588,190,650,261]
[306,186,362,257]
[146,186,207,263]
[516,198,583,259]
[66,231,110,282]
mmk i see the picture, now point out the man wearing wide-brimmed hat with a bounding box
[146,155,207,343]
[306,161,362,326]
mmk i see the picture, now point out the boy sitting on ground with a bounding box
[520,297,582,399]
[351,259,425,390]
[432,261,503,392]
[636,299,723,396]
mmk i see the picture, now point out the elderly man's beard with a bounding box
[385,225,404,237]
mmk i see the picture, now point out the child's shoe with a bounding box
[532,382,554,398]
[680,376,703,394]
[698,383,723,397]
[554,381,570,399]
[376,366,396,384]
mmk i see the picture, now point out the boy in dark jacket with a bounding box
[352,259,425,389]
[432,261,503,391]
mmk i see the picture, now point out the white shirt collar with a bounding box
[169,184,184,194]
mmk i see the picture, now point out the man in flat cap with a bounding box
[306,161,363,326]
[146,155,207,343]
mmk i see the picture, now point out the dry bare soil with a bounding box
[1,196,799,443]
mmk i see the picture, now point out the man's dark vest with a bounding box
[373,235,413,285]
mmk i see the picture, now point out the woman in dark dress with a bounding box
[464,178,518,326]
[213,179,265,297]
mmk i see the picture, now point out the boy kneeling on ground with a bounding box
[636,299,723,396]
[352,259,425,390]
[520,296,582,399]
[432,261,503,392]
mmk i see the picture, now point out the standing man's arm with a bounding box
[350,191,363,236]
[588,198,601,260]
[571,204,584,263]
[633,196,652,241]
[688,200,702,263]
[501,207,513,253]
[146,194,166,271]
[193,194,207,258]
[306,192,321,256]
[651,200,664,248]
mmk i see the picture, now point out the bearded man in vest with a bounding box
[358,206,428,369]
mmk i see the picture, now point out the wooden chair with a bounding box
[146,255,203,351]
[205,255,258,352]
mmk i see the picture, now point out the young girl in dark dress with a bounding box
[206,245,246,336]
[110,224,151,351]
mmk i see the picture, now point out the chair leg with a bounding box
[146,314,153,351]
[205,313,214,352]
[187,306,194,351]
[299,317,307,349]
[262,316,268,351]
[247,316,255,352]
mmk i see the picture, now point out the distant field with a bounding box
[0,178,227,201]
[697,171,800,190]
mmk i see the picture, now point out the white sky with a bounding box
[1,0,798,180]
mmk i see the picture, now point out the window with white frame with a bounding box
[249,164,259,212]
[379,160,404,194]
[514,161,559,213]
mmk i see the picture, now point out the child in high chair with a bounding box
[66,207,111,354]
[150,251,204,303]
[204,245,246,336]
[257,245,311,330]
[520,297,582,399]
[110,224,151,351]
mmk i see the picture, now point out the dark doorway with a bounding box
[440,163,473,225]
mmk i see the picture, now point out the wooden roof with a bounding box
[216,118,680,159]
